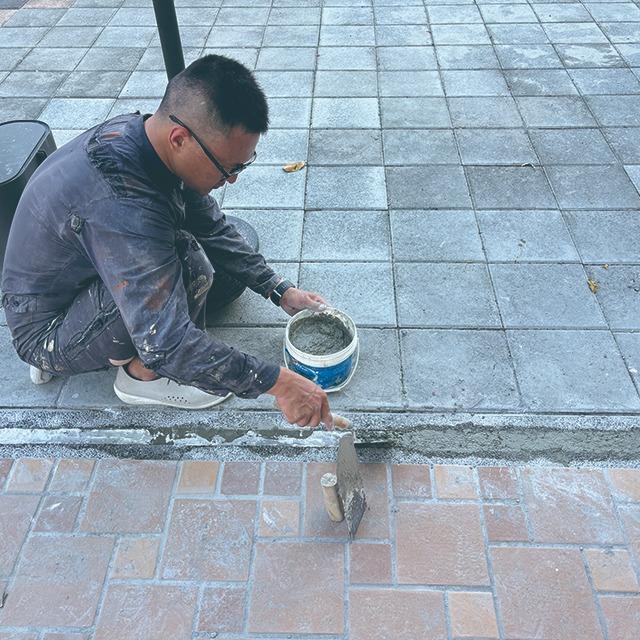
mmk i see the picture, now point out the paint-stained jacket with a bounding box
[1,113,282,398]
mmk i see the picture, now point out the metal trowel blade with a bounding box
[336,432,367,539]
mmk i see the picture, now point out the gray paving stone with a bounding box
[374,6,428,25]
[57,71,128,98]
[431,24,491,45]
[380,97,451,128]
[262,26,319,47]
[487,23,549,44]
[555,43,625,67]
[505,69,578,95]
[480,4,539,22]
[516,96,597,127]
[57,370,121,408]
[586,95,640,126]
[374,25,432,46]
[52,129,83,147]
[378,70,443,97]
[456,129,537,165]
[532,3,592,23]
[317,46,376,70]
[615,332,640,388]
[448,97,523,127]
[0,27,48,48]
[401,329,520,410]
[77,47,141,72]
[529,128,617,164]
[568,68,640,94]
[427,5,483,23]
[467,166,556,209]
[57,8,115,26]
[491,263,606,328]
[254,71,314,98]
[319,25,376,46]
[93,26,156,48]
[617,43,640,66]
[119,71,167,98]
[38,26,102,48]
[215,7,269,25]
[604,128,640,163]
[377,46,438,70]
[386,166,472,209]
[301,210,390,261]
[314,70,378,97]
[255,129,308,165]
[396,263,501,327]
[329,328,403,411]
[588,4,640,21]
[547,166,640,209]
[600,21,640,43]
[442,69,509,96]
[268,7,322,25]
[14,47,84,71]
[494,44,563,69]
[208,263,299,327]
[308,129,383,166]
[136,47,200,71]
[584,265,640,329]
[390,209,484,261]
[225,209,303,262]
[108,7,156,26]
[0,327,64,408]
[323,6,374,25]
[383,129,459,165]
[0,97,47,120]
[564,210,640,262]
[305,166,387,210]
[543,22,609,44]
[206,26,264,48]
[269,98,311,129]
[202,48,259,70]
[508,329,640,411]
[477,209,580,262]
[435,45,500,69]
[5,8,65,27]
[298,262,396,326]
[256,47,317,71]
[150,26,210,49]
[0,71,66,97]
[222,166,306,209]
[40,97,114,128]
[0,47,28,71]
[312,97,380,128]
[625,164,640,193]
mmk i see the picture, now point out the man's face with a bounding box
[169,121,260,195]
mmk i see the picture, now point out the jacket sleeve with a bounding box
[182,188,282,297]
[74,198,280,398]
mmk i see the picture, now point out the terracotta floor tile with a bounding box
[609,469,640,502]
[522,467,622,544]
[112,537,160,579]
[33,495,82,532]
[484,504,529,542]
[0,535,113,627]
[221,461,261,494]
[449,591,499,639]
[161,499,255,580]
[5,459,53,493]
[94,584,197,640]
[600,595,640,640]
[176,460,218,494]
[80,460,175,533]
[248,542,344,634]
[585,548,640,592]
[396,503,489,585]
[259,499,299,537]
[304,462,347,538]
[434,465,478,499]
[49,459,94,493]
[356,463,390,539]
[0,460,12,491]
[0,495,40,576]
[620,506,640,567]
[492,547,603,639]
[392,464,432,498]
[264,461,303,495]
[478,466,520,500]
[197,585,245,633]
[350,589,446,640]
[350,542,392,584]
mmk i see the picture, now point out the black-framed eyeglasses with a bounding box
[169,114,257,179]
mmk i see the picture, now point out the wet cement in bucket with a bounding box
[289,312,353,356]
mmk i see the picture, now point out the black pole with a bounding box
[152,0,185,81]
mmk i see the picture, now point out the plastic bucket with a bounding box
[284,308,359,393]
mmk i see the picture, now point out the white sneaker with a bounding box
[30,365,53,385]
[113,366,232,410]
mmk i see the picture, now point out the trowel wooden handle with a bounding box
[321,473,344,522]
[331,414,351,430]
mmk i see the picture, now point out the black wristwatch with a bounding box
[270,279,296,306]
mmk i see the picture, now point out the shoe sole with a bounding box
[113,385,232,410]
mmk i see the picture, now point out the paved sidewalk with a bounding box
[0,0,640,423]
[0,457,639,639]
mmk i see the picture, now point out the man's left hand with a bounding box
[281,288,328,317]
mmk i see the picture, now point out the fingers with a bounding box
[322,397,333,431]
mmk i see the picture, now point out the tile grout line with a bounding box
[581,543,612,640]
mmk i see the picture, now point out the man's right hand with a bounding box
[267,367,333,430]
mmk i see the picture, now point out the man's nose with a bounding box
[226,174,238,185]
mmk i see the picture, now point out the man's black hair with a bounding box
[159,54,269,134]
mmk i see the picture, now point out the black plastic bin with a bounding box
[0,120,57,272]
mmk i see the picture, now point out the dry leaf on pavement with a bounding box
[588,279,599,294]
[283,161,306,173]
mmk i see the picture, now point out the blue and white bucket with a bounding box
[284,308,359,393]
